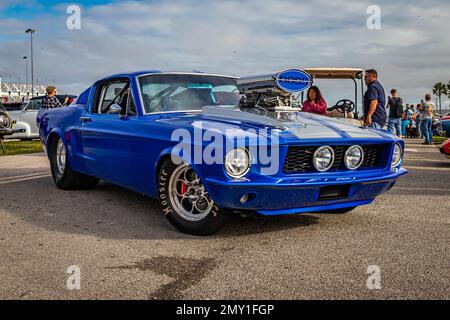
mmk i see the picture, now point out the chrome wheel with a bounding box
[56,139,66,175]
[168,164,214,222]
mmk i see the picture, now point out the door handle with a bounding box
[80,116,92,123]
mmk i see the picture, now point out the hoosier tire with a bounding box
[158,160,228,236]
[50,136,99,190]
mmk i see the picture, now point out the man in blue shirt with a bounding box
[363,69,387,129]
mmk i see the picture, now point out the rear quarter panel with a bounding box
[38,105,85,158]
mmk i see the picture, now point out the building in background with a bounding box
[0,77,47,103]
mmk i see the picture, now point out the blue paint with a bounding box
[37,71,407,219]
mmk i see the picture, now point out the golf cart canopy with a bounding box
[304,68,364,79]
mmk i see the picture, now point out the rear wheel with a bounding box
[158,160,228,236]
[50,136,99,190]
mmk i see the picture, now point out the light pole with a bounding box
[23,56,28,87]
[25,28,36,97]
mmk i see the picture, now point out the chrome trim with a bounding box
[391,143,403,167]
[344,145,364,170]
[313,146,335,172]
[224,148,251,179]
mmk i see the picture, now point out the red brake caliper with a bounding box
[180,182,188,195]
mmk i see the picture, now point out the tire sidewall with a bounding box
[158,160,226,235]
[50,136,67,186]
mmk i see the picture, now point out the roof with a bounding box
[104,70,238,80]
[303,68,364,79]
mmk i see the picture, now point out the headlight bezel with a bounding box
[391,143,403,167]
[344,145,364,170]
[313,146,335,172]
[224,147,251,178]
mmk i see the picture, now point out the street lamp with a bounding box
[25,28,36,97]
[22,56,28,87]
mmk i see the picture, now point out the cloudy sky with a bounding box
[1,0,449,108]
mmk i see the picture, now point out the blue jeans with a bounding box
[421,118,432,144]
[387,118,402,137]
[416,118,422,137]
[401,120,411,136]
[369,122,384,129]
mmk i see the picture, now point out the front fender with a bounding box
[5,121,30,138]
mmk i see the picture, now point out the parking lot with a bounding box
[0,139,448,299]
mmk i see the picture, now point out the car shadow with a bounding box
[1,176,321,240]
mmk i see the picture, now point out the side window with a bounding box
[92,79,128,114]
[99,81,128,114]
[92,79,137,116]
[28,99,42,110]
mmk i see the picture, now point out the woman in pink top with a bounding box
[302,86,328,115]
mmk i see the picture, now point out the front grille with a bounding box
[283,144,384,174]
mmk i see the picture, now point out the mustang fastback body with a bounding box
[37,70,407,235]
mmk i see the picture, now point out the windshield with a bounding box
[139,74,239,113]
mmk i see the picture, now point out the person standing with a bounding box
[386,89,403,137]
[363,69,387,129]
[42,86,68,109]
[401,105,415,137]
[415,103,422,138]
[419,94,434,145]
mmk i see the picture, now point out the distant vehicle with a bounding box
[441,112,450,121]
[4,95,76,140]
[0,106,26,152]
[441,118,450,137]
[440,139,450,158]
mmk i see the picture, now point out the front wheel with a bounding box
[158,160,228,236]
[50,136,99,190]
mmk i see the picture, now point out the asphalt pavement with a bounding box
[0,139,449,299]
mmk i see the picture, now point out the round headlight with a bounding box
[224,148,250,178]
[313,146,334,172]
[344,145,364,170]
[391,143,403,167]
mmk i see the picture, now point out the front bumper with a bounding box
[204,168,407,215]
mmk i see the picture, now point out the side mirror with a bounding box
[107,103,122,114]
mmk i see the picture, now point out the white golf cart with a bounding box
[301,68,365,126]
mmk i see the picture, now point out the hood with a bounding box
[200,105,395,141]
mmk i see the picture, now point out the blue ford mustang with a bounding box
[37,70,407,235]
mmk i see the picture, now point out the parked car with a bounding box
[440,139,450,158]
[441,118,450,137]
[440,112,450,121]
[4,95,76,140]
[0,105,26,152]
[37,70,407,235]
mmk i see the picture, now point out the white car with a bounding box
[3,100,40,140]
[3,95,76,140]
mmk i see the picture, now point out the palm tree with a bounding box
[433,82,448,115]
